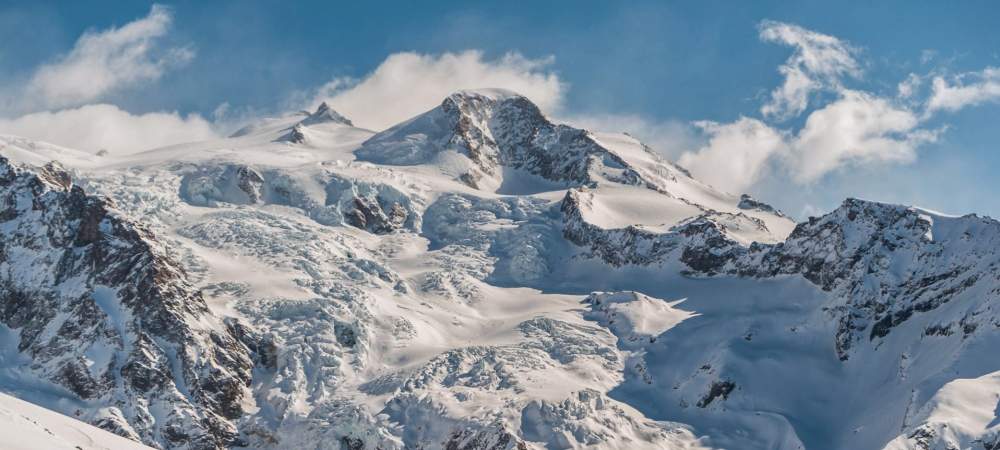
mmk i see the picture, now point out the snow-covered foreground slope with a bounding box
[0,391,153,450]
[0,90,997,450]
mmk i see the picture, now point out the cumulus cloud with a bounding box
[678,91,938,192]
[311,50,565,130]
[0,104,217,154]
[788,90,938,183]
[758,20,861,120]
[674,21,947,193]
[23,4,192,110]
[926,67,1000,113]
[678,118,787,192]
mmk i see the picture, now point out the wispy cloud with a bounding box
[926,67,1000,113]
[0,5,213,155]
[758,20,861,121]
[23,4,192,110]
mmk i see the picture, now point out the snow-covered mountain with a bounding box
[0,90,997,450]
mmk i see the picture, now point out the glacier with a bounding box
[0,90,997,450]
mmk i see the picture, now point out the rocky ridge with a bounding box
[0,155,253,449]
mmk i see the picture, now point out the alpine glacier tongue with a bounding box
[0,89,997,450]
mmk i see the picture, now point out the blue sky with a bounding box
[1,0,999,218]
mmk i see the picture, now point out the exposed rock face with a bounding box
[696,380,736,408]
[301,102,353,127]
[738,193,785,217]
[443,427,528,450]
[182,164,264,206]
[560,189,677,266]
[692,198,1000,360]
[279,123,308,144]
[276,103,353,144]
[358,90,648,189]
[0,156,252,449]
[345,196,408,234]
[179,164,417,234]
[563,191,1000,362]
[323,175,416,234]
[560,188,757,270]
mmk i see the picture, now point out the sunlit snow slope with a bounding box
[0,391,153,450]
[0,90,996,450]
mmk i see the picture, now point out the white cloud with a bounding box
[758,20,860,120]
[677,118,787,193]
[560,113,698,160]
[0,5,210,156]
[677,92,937,191]
[0,104,217,154]
[674,21,943,193]
[897,73,922,99]
[311,50,565,130]
[787,90,937,183]
[23,4,191,110]
[926,67,1000,113]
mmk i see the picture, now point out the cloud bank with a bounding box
[0,104,217,154]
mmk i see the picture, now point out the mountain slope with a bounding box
[0,391,153,450]
[0,91,997,450]
[0,152,252,449]
[610,199,1000,449]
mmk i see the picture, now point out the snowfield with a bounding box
[0,90,998,449]
[0,391,152,449]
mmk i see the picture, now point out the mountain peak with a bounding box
[738,193,786,217]
[446,88,525,102]
[440,89,544,128]
[301,101,353,126]
[357,89,651,191]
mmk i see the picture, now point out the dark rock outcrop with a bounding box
[345,196,408,234]
[0,156,253,449]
